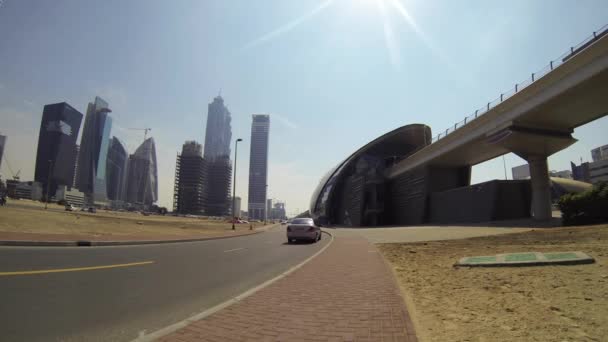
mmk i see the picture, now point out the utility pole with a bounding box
[232,138,242,230]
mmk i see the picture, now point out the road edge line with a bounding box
[132,230,334,342]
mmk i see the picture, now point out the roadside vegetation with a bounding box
[559,181,608,226]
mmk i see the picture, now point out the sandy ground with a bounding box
[379,224,608,342]
[0,199,264,238]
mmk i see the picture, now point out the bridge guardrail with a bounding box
[431,24,608,144]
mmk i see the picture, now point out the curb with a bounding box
[0,229,275,247]
[132,230,334,342]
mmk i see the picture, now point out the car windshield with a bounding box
[291,218,313,225]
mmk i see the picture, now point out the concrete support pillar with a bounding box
[528,155,552,220]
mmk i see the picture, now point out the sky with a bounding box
[0,0,607,215]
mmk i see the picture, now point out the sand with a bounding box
[379,225,608,342]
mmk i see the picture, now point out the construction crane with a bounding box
[128,127,152,142]
[3,155,20,181]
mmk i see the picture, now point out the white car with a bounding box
[286,218,322,243]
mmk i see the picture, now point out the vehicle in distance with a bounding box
[65,204,76,211]
[286,218,322,243]
[280,220,288,225]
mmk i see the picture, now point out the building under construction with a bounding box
[173,141,207,214]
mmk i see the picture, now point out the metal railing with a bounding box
[431,24,608,144]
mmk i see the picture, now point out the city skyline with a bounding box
[1,1,607,212]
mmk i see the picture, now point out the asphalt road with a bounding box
[0,225,329,342]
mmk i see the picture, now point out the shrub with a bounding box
[558,181,608,226]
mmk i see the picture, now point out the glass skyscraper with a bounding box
[34,102,83,198]
[106,137,128,202]
[0,134,6,173]
[203,95,233,216]
[125,137,158,206]
[204,96,232,159]
[76,96,112,204]
[248,115,270,220]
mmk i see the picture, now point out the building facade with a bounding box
[248,115,270,220]
[512,164,531,180]
[311,124,433,226]
[125,137,158,207]
[174,141,207,214]
[234,196,242,217]
[591,144,608,162]
[270,201,287,220]
[34,102,83,198]
[76,96,112,204]
[106,137,128,202]
[571,144,608,184]
[589,159,608,183]
[205,156,232,216]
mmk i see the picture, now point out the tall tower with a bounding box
[106,137,128,203]
[0,134,6,173]
[34,102,83,198]
[76,96,112,204]
[125,137,158,207]
[203,95,233,216]
[248,114,270,220]
[204,96,232,159]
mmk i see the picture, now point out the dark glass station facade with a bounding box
[310,124,431,227]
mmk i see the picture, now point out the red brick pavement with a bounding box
[159,234,417,342]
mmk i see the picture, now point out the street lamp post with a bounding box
[45,159,53,210]
[232,138,243,230]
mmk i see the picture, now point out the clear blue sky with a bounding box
[1,0,607,214]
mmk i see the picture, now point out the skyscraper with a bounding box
[76,96,112,204]
[34,102,83,198]
[248,114,270,220]
[125,137,158,206]
[174,141,207,214]
[204,96,232,159]
[203,95,233,216]
[0,134,6,172]
[106,137,128,202]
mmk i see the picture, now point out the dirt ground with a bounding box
[379,224,608,342]
[0,199,264,238]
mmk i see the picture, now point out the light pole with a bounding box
[232,138,242,230]
[45,159,53,210]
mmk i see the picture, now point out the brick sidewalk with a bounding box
[159,234,417,342]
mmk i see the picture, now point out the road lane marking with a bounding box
[0,261,155,276]
[223,247,245,253]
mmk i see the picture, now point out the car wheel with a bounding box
[287,239,292,244]
[318,232,322,241]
